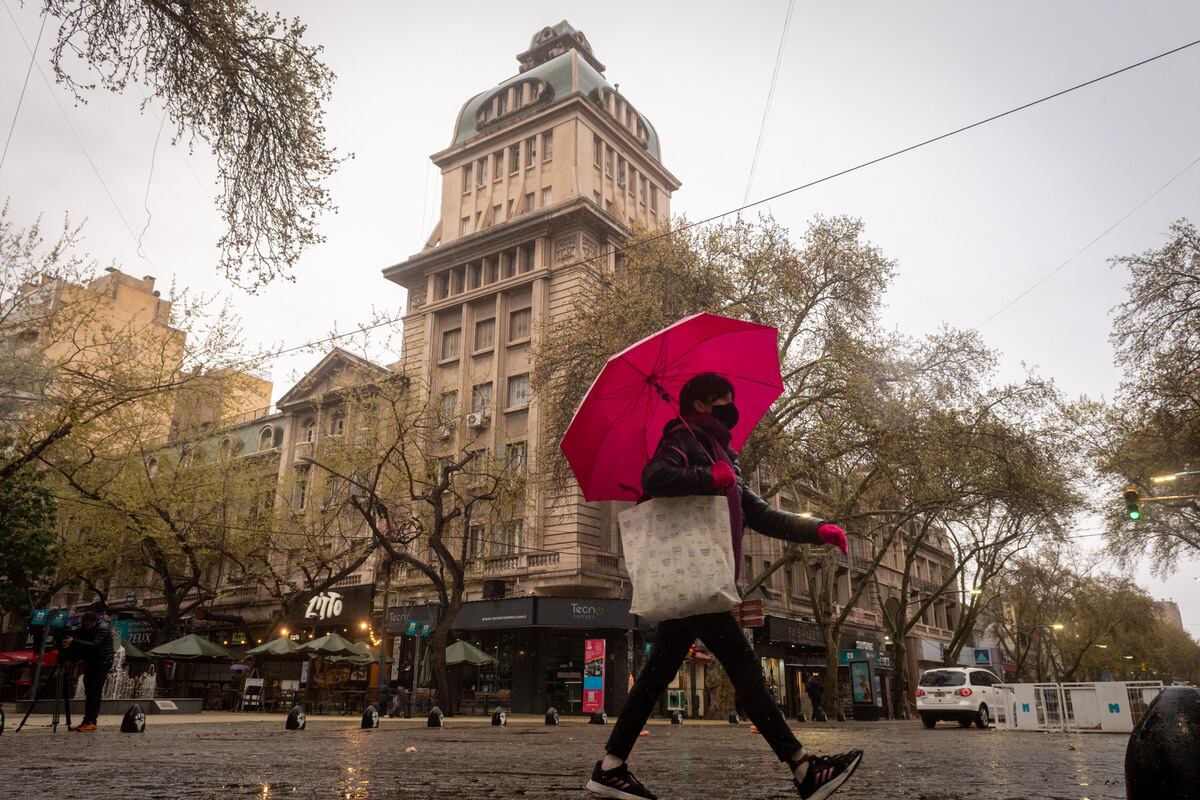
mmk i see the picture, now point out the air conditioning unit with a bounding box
[437,424,453,440]
[466,411,491,429]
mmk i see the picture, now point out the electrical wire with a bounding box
[212,35,1200,376]
[744,0,795,204]
[0,1,45,176]
[0,0,156,270]
[981,152,1200,325]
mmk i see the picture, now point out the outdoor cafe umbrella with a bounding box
[116,634,148,661]
[445,640,498,666]
[295,632,359,658]
[148,634,236,662]
[559,313,784,502]
[246,636,310,661]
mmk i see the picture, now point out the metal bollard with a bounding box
[589,710,608,725]
[427,706,445,727]
[120,704,145,733]
[728,712,740,724]
[286,704,306,730]
[1125,686,1200,800]
[361,705,380,729]
[545,707,560,726]
[670,711,684,725]
[491,707,507,726]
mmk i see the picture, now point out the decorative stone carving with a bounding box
[409,283,427,310]
[581,237,599,261]
[555,236,578,263]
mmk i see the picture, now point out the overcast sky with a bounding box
[2,1,1198,629]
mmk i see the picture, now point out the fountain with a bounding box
[73,636,158,705]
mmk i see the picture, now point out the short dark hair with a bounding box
[679,372,735,413]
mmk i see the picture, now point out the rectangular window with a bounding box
[640,175,648,204]
[617,156,626,187]
[495,519,524,556]
[462,165,471,194]
[484,257,498,284]
[519,245,534,272]
[450,266,464,295]
[460,216,472,236]
[593,134,603,166]
[476,158,487,186]
[474,317,495,351]
[467,524,486,559]
[439,390,458,421]
[294,472,308,511]
[593,190,601,206]
[509,307,532,340]
[604,145,614,176]
[471,382,493,413]
[604,199,613,215]
[506,440,528,467]
[542,129,553,161]
[492,151,504,179]
[523,192,534,213]
[440,328,461,361]
[525,136,537,167]
[502,251,515,279]
[542,186,552,207]
[628,167,637,196]
[467,262,481,290]
[651,186,658,213]
[509,143,520,174]
[506,373,530,408]
[492,204,503,227]
[434,272,449,300]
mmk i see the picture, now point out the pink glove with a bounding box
[818,523,848,555]
[709,460,736,490]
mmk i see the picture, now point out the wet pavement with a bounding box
[0,715,1127,799]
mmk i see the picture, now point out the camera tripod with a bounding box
[15,661,74,733]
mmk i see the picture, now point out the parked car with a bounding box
[915,667,1001,729]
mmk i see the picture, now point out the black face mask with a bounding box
[709,402,739,431]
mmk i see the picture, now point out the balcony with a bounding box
[391,549,626,585]
[293,440,313,464]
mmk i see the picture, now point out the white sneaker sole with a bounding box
[803,752,862,800]
[585,778,653,800]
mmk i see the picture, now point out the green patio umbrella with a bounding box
[148,634,235,662]
[246,637,309,660]
[445,639,498,666]
[295,632,359,658]
[116,634,148,660]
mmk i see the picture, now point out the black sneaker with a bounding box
[585,760,657,800]
[792,749,863,800]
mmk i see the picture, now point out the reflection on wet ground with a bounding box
[0,719,1129,798]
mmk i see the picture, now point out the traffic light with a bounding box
[1123,486,1141,521]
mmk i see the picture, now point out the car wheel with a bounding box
[975,704,990,729]
[921,713,937,729]
[958,718,972,728]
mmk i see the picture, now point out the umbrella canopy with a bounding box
[445,640,498,666]
[560,313,784,501]
[295,632,359,658]
[0,649,58,667]
[116,635,148,660]
[246,636,309,660]
[148,634,236,662]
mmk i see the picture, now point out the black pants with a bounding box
[606,611,802,762]
[82,666,108,724]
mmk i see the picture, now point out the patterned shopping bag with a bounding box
[619,495,739,622]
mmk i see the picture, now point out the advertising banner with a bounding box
[583,638,606,713]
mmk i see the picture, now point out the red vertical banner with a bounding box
[583,638,606,713]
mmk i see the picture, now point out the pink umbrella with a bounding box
[560,313,783,502]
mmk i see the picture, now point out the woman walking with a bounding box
[585,373,863,800]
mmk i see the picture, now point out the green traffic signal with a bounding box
[1123,486,1141,521]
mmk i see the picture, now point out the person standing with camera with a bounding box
[60,611,114,732]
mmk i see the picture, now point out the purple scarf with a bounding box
[680,413,746,579]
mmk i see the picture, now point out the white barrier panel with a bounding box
[996,681,1162,733]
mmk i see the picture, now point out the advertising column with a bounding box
[583,639,606,714]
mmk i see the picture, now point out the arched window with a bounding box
[259,426,274,452]
[146,457,158,477]
[302,417,316,443]
[218,438,233,460]
[330,411,345,437]
[476,79,552,128]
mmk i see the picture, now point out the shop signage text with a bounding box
[305,591,344,621]
[583,638,606,713]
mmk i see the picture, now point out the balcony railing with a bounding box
[392,549,626,583]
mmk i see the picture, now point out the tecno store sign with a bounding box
[535,598,635,628]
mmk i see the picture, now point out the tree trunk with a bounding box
[822,628,840,719]
[890,638,909,720]
[432,590,465,716]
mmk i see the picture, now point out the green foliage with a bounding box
[0,469,58,615]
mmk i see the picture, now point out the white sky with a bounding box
[2,1,1198,630]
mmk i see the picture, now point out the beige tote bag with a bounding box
[619,494,740,623]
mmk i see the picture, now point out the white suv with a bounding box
[915,667,1001,729]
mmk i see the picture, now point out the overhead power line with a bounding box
[0,2,46,175]
[744,0,796,203]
